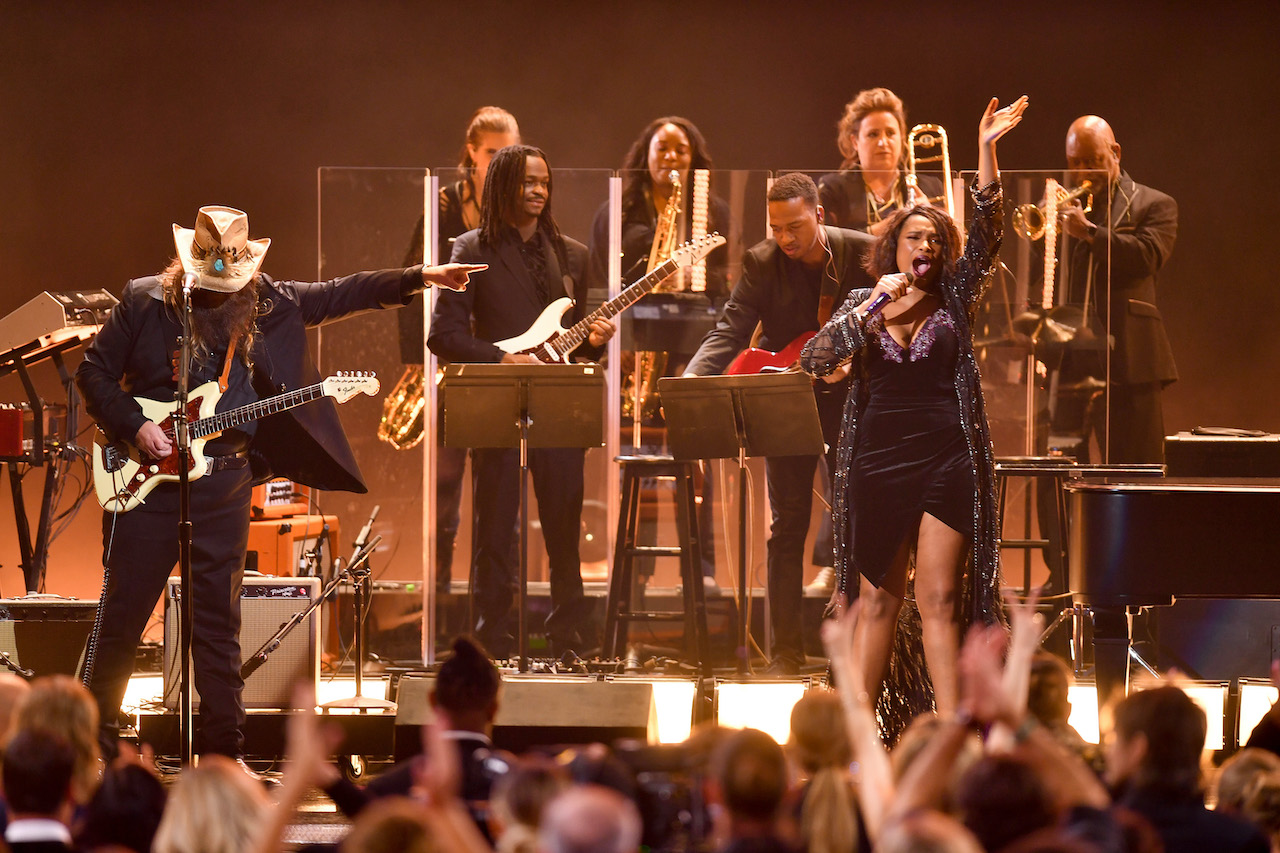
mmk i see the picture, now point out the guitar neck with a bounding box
[549,256,680,357]
[191,383,326,439]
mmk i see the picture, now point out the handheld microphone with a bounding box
[863,258,932,319]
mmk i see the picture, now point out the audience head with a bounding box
[489,755,569,853]
[836,86,909,171]
[712,727,789,824]
[2,728,76,821]
[954,754,1056,852]
[431,635,502,731]
[1027,652,1074,728]
[1217,747,1280,814]
[153,754,269,853]
[341,797,438,853]
[0,672,30,738]
[75,763,169,853]
[1108,684,1206,796]
[13,674,100,804]
[538,784,642,853]
[789,692,857,853]
[1243,773,1280,844]
[890,714,982,814]
[877,809,984,853]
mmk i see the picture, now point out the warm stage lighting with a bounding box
[1239,681,1278,745]
[1067,681,1228,750]
[716,681,809,744]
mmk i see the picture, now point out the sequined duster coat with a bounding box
[801,178,1005,632]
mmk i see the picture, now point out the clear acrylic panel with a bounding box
[316,166,431,662]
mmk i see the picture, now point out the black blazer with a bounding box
[428,226,597,363]
[76,267,422,493]
[685,225,875,376]
[1067,172,1178,387]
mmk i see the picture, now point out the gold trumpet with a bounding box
[1013,181,1094,241]
[906,123,955,219]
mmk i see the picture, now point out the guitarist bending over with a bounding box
[429,145,616,659]
[76,205,482,765]
[683,173,874,673]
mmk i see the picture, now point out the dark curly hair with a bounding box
[865,204,961,282]
[619,116,714,222]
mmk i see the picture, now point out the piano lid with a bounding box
[1066,477,1280,494]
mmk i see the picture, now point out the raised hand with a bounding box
[979,95,1029,146]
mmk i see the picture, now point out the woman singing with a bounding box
[802,96,1028,726]
[818,87,945,236]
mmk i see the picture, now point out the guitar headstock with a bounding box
[671,232,727,266]
[322,371,380,402]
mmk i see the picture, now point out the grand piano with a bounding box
[1067,478,1280,709]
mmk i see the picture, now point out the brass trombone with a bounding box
[1012,181,1094,241]
[906,123,955,219]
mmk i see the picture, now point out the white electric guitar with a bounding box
[91,372,379,513]
[495,232,726,362]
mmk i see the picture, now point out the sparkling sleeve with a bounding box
[953,178,1004,308]
[800,287,871,376]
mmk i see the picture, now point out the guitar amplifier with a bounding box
[0,597,97,677]
[163,575,318,709]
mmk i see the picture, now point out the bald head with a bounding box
[1066,115,1121,189]
[539,785,642,853]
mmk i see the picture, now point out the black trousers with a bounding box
[763,383,845,665]
[469,447,587,641]
[84,465,251,758]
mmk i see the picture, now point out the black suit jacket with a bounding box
[76,267,422,493]
[428,226,598,363]
[1067,172,1178,386]
[685,225,875,376]
[818,169,945,232]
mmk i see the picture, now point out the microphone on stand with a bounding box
[353,505,380,554]
[181,271,198,300]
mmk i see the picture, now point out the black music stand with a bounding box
[440,363,605,672]
[658,373,824,675]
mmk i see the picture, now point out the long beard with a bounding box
[190,283,257,365]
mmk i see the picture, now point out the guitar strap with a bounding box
[217,330,243,393]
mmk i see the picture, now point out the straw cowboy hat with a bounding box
[172,206,271,292]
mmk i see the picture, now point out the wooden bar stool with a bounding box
[604,455,711,675]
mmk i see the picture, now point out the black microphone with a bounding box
[354,505,380,551]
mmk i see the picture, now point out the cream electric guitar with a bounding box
[91,372,379,513]
[495,233,726,362]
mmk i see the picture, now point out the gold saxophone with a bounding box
[623,171,683,445]
[378,364,428,450]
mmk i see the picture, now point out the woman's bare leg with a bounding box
[913,512,967,717]
[852,537,911,699]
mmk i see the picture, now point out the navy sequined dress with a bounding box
[801,179,1005,728]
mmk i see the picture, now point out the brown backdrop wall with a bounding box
[1,1,1276,597]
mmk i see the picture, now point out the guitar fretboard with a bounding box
[191,383,326,439]
[550,256,680,357]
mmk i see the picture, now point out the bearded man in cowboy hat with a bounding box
[75,206,483,765]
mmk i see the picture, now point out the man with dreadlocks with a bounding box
[76,206,482,767]
[429,144,616,659]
